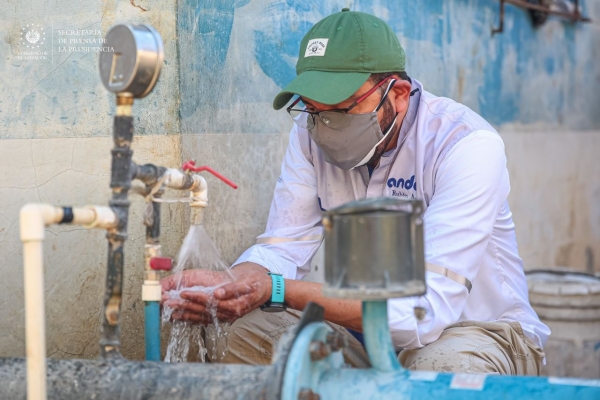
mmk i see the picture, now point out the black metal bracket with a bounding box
[492,0,591,35]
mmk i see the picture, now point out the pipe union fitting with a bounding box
[142,281,162,302]
[82,206,118,229]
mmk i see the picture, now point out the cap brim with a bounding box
[273,70,371,110]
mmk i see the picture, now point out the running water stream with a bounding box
[162,224,235,363]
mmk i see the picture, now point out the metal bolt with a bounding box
[326,332,348,352]
[309,340,331,361]
[298,388,320,400]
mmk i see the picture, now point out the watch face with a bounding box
[260,302,287,313]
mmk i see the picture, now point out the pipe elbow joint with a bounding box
[20,204,63,242]
[191,175,208,208]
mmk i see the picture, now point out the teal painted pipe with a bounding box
[317,367,600,399]
[362,300,402,372]
[282,300,600,399]
[144,301,161,361]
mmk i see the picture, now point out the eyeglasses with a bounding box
[286,77,395,131]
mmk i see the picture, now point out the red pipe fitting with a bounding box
[149,257,173,271]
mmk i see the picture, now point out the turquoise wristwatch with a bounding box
[260,272,287,313]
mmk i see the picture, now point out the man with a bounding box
[162,9,549,374]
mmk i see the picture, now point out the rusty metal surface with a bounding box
[0,357,270,400]
[100,114,135,358]
[492,0,591,34]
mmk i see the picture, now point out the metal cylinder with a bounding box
[322,198,426,300]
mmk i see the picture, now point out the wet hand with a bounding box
[161,269,232,323]
[183,268,272,323]
[161,263,272,324]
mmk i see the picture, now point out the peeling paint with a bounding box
[177,0,600,134]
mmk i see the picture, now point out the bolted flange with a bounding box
[309,340,331,361]
[325,332,348,352]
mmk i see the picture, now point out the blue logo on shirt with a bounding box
[387,175,417,191]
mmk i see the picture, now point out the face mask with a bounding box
[307,82,398,170]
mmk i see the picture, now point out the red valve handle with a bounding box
[150,257,173,271]
[181,160,238,189]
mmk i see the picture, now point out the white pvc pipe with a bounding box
[163,168,208,204]
[22,240,47,400]
[19,204,117,400]
[163,168,187,190]
[190,175,208,208]
[163,169,208,225]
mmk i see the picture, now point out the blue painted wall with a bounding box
[176,0,599,133]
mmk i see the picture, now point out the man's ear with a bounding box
[390,79,412,115]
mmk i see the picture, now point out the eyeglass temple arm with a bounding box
[287,97,303,111]
[345,77,393,110]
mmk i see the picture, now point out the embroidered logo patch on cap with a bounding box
[304,38,329,57]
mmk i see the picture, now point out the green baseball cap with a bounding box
[273,8,406,110]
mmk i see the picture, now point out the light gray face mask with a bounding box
[307,81,398,170]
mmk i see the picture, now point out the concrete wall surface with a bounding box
[0,0,185,359]
[0,0,598,365]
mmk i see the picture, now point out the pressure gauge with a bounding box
[99,24,164,98]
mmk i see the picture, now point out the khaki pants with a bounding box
[212,308,545,375]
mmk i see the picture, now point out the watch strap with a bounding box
[269,273,285,304]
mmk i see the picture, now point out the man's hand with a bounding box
[161,262,272,324]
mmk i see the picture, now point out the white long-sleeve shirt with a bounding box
[234,79,550,350]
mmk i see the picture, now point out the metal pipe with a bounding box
[145,189,161,245]
[132,162,167,186]
[492,0,506,34]
[133,162,210,358]
[493,0,590,34]
[361,301,401,372]
[504,0,587,21]
[0,358,271,400]
[101,94,134,358]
